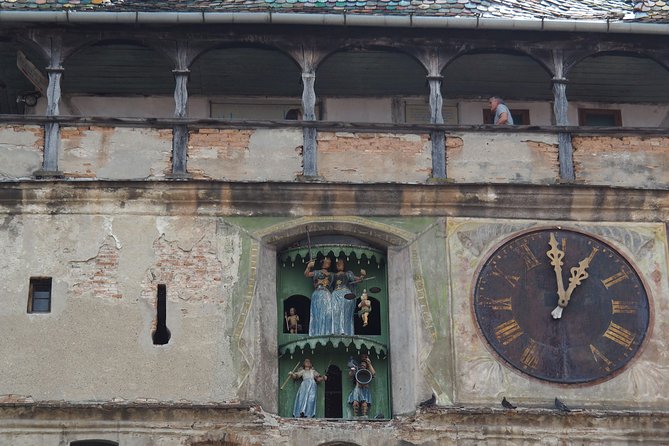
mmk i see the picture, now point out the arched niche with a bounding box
[568,52,669,103]
[441,50,553,101]
[242,218,431,418]
[316,48,427,122]
[316,48,427,96]
[189,45,302,98]
[277,238,390,420]
[63,40,174,96]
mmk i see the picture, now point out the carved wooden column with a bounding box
[171,41,190,177]
[36,36,64,177]
[428,74,446,179]
[552,50,575,182]
[301,70,318,177]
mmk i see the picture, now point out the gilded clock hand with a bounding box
[547,233,568,319]
[546,232,566,298]
[551,247,599,319]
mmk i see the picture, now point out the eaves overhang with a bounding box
[0,10,668,36]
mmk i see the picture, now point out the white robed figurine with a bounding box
[289,359,327,418]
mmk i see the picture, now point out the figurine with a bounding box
[305,257,333,336]
[289,358,327,418]
[331,257,366,335]
[357,289,371,327]
[347,354,375,417]
[285,307,300,334]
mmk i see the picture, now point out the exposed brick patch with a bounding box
[0,394,34,403]
[70,237,122,299]
[445,136,464,150]
[318,132,428,154]
[572,135,669,187]
[188,129,254,180]
[573,136,669,152]
[142,235,223,304]
[189,129,253,153]
[0,124,44,141]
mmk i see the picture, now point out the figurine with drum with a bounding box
[347,353,376,417]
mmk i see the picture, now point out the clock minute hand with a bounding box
[547,233,568,320]
[546,233,566,298]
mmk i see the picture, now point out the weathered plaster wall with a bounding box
[60,126,172,180]
[573,136,669,189]
[447,219,669,409]
[317,132,431,183]
[446,132,559,184]
[0,214,244,402]
[0,125,43,179]
[323,98,393,122]
[188,128,302,181]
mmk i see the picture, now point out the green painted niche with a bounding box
[277,244,390,419]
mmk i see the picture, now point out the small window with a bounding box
[578,108,622,126]
[28,277,52,313]
[483,108,529,125]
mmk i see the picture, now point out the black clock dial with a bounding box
[473,228,651,384]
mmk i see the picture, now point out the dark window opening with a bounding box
[28,277,52,313]
[483,108,530,125]
[324,365,343,418]
[578,108,622,126]
[152,284,171,345]
[283,295,310,334]
[354,296,381,336]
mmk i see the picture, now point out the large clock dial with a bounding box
[473,228,651,384]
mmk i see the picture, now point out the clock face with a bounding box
[473,228,651,384]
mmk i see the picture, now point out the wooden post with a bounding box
[552,50,575,182]
[428,75,446,179]
[36,36,64,177]
[172,69,190,177]
[301,70,318,178]
[171,41,190,177]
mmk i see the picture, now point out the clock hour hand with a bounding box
[547,233,566,319]
[551,247,599,319]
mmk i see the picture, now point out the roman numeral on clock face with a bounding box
[518,243,541,270]
[589,344,613,372]
[520,339,540,369]
[611,300,638,314]
[603,322,636,349]
[601,269,629,289]
[479,297,512,311]
[495,319,524,345]
[491,264,520,288]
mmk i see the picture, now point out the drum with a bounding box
[355,368,373,385]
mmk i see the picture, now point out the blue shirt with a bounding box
[494,103,514,125]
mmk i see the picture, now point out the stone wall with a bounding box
[0,124,43,179]
[60,126,172,180]
[317,132,431,183]
[188,128,302,181]
[573,135,669,189]
[446,132,559,184]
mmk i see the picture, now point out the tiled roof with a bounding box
[0,0,667,22]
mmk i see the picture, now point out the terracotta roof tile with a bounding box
[0,0,666,22]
